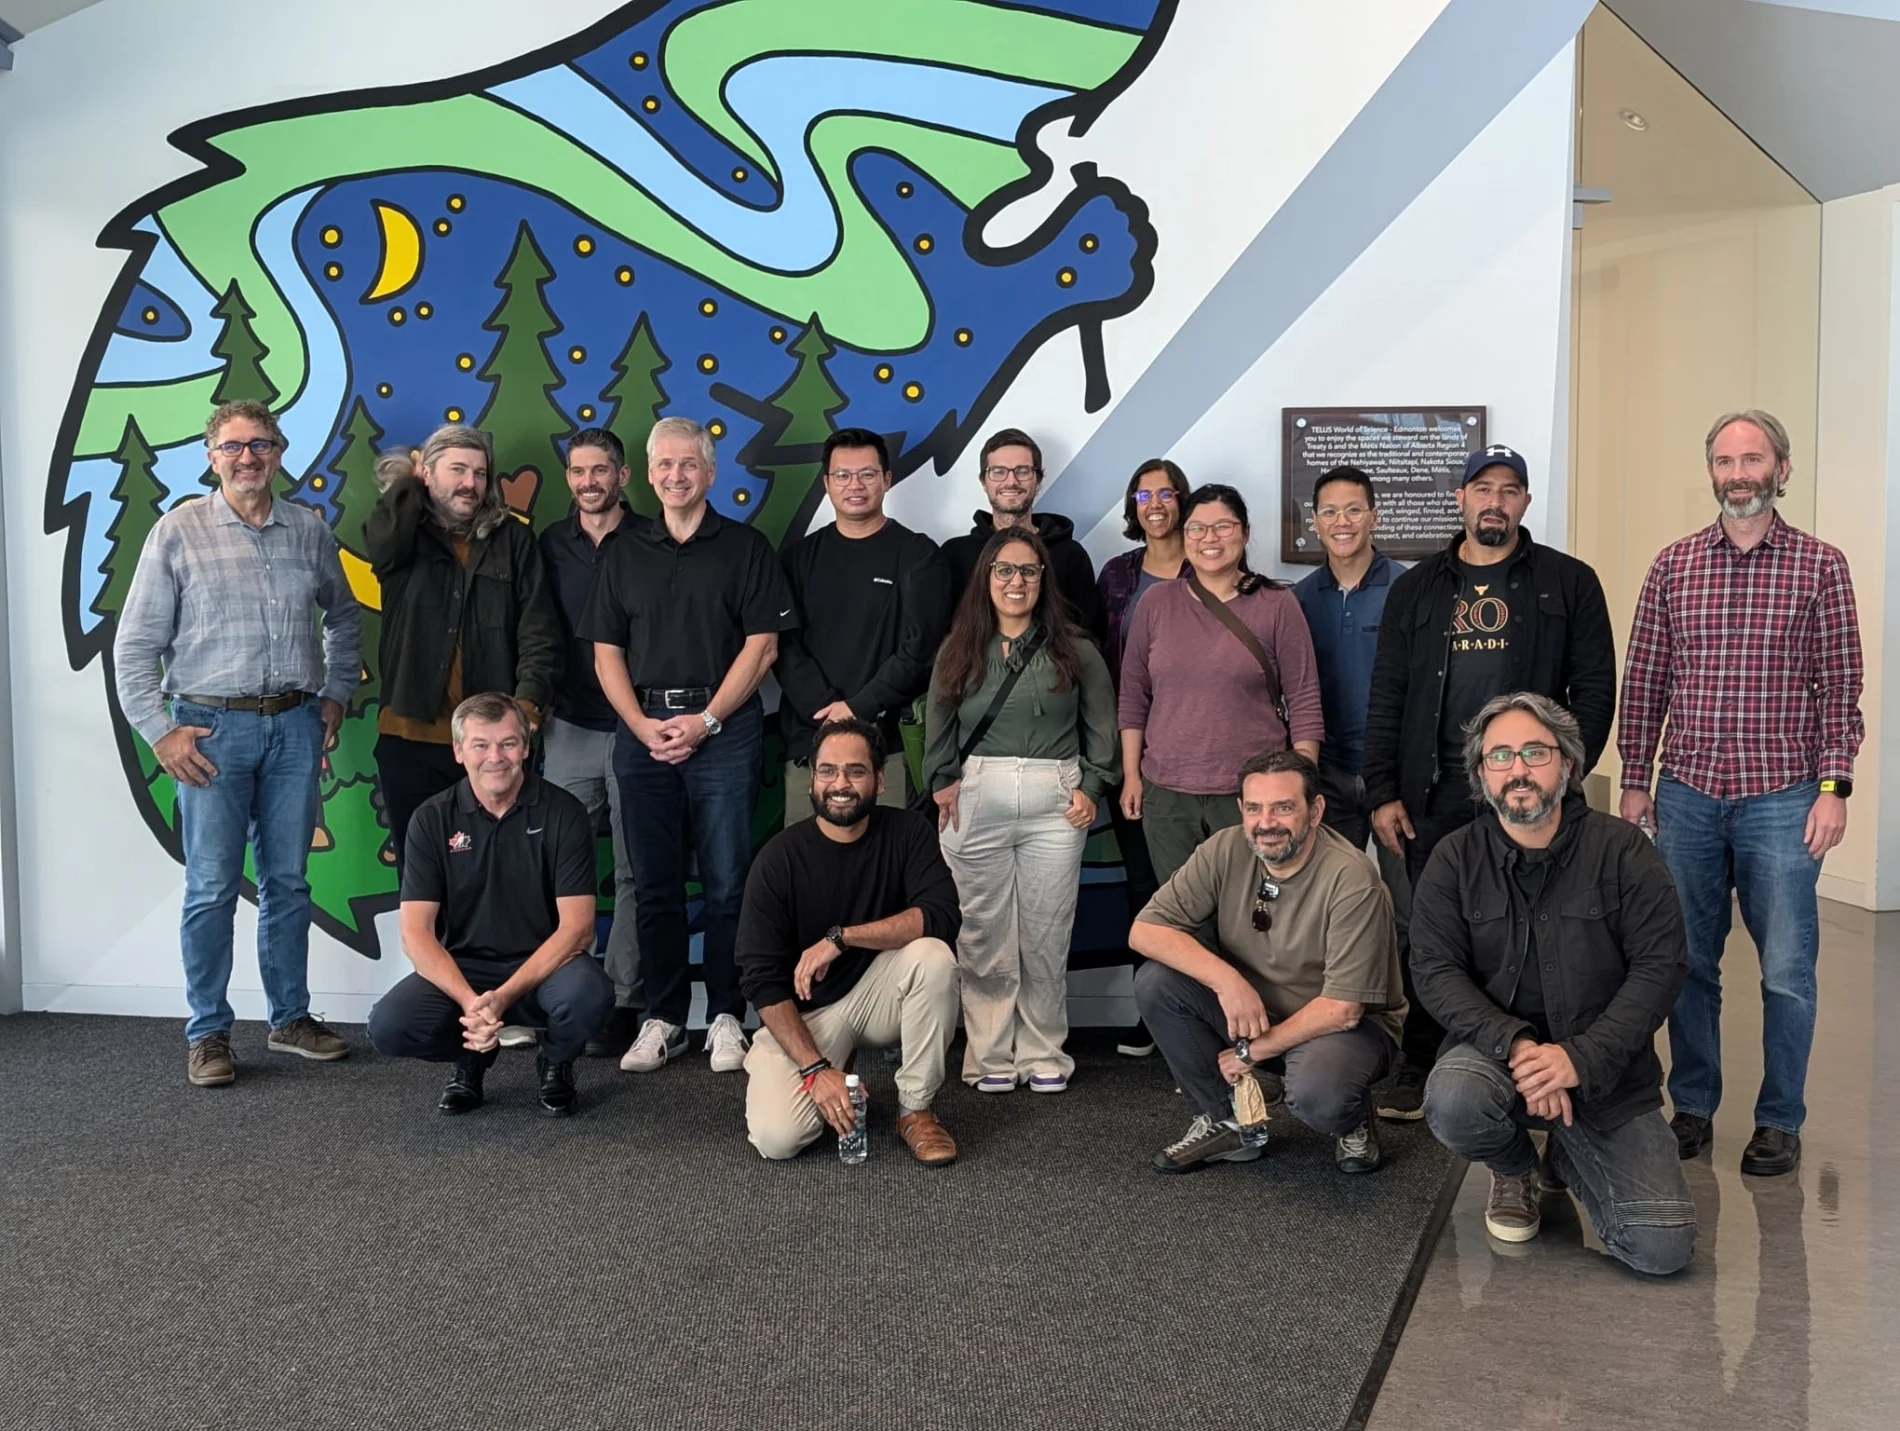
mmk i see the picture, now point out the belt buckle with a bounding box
[664,688,690,710]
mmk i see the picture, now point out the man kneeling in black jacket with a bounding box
[1411,691,1696,1275]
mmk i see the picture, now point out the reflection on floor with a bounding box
[1369,902,1900,1431]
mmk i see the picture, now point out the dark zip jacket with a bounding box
[1362,528,1615,814]
[1409,795,1687,1131]
[366,475,563,721]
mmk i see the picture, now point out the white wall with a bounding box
[1,0,1587,1020]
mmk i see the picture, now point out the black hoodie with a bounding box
[940,509,1105,644]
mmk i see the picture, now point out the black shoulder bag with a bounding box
[910,628,1047,814]
[1186,573,1291,747]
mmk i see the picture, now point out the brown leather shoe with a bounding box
[896,1108,957,1167]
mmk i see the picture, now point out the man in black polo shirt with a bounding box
[367,692,611,1116]
[777,426,951,822]
[582,416,798,1077]
[739,719,963,1165]
[539,426,643,1056]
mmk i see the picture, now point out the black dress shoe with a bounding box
[438,1050,495,1115]
[584,1005,642,1059]
[537,1054,578,1117]
[1670,1111,1712,1160]
[1740,1126,1801,1177]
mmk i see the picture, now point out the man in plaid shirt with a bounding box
[1617,409,1864,1179]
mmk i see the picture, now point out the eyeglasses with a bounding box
[1482,743,1557,770]
[1314,504,1370,522]
[1251,874,1282,934]
[1184,519,1242,538]
[212,439,282,457]
[1133,489,1179,506]
[984,464,1040,483]
[812,763,873,781]
[825,467,885,486]
[989,561,1043,583]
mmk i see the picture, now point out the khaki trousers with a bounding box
[782,754,911,826]
[744,938,960,1160]
[939,755,1086,1085]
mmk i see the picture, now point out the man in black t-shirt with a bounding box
[367,693,612,1116]
[738,720,963,1165]
[777,427,951,822]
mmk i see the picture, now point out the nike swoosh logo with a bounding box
[527,826,545,835]
[779,608,792,616]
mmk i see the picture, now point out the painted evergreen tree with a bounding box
[96,415,165,620]
[209,279,280,407]
[474,221,569,530]
[603,312,671,519]
[743,314,849,544]
[328,398,384,556]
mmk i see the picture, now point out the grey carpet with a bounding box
[0,1014,1459,1431]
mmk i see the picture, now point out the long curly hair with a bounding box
[934,527,1090,706]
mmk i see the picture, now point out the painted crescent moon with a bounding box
[362,201,422,302]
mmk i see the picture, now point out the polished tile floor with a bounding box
[1369,902,1900,1431]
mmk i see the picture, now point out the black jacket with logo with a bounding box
[1409,796,1687,1130]
[1362,529,1616,815]
[366,476,563,721]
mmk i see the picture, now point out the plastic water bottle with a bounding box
[838,1073,868,1164]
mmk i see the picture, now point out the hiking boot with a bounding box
[620,1018,687,1073]
[187,1031,235,1087]
[438,1050,495,1115]
[266,1015,349,1062]
[537,1054,578,1117]
[1376,1060,1425,1120]
[705,1013,749,1073]
[1152,1114,1266,1173]
[1484,1168,1543,1243]
[1335,1119,1383,1174]
[896,1109,958,1167]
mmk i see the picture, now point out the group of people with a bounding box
[117,397,1862,1275]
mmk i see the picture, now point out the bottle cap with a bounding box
[844,1073,861,1088]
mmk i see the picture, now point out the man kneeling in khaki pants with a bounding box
[739,718,963,1164]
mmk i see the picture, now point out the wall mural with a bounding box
[45,0,1172,956]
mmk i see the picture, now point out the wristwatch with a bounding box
[1233,1036,1255,1066]
[1820,778,1853,799]
[825,925,848,953]
[700,710,723,737]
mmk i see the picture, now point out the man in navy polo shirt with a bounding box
[368,692,612,1116]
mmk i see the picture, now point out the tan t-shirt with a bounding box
[1137,822,1406,1045]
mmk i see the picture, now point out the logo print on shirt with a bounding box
[1451,588,1511,653]
[449,831,473,853]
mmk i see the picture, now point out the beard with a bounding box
[1470,507,1513,547]
[1486,776,1560,828]
[1248,817,1308,864]
[813,787,872,828]
[1717,480,1777,520]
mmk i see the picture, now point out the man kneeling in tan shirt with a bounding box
[1131,749,1407,1174]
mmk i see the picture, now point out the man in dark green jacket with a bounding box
[367,423,562,870]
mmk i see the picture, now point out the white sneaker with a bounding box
[620,1018,686,1073]
[497,1025,537,1049]
[706,1013,749,1073]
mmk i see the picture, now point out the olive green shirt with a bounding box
[924,628,1120,798]
[1137,822,1406,1045]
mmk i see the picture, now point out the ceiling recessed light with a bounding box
[1619,108,1649,132]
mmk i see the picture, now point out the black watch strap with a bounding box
[826,925,848,952]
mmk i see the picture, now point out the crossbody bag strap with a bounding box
[957,627,1045,765]
[1186,573,1290,736]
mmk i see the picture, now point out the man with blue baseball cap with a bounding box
[1360,443,1617,1117]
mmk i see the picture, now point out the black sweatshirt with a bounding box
[737,807,963,1012]
[775,520,952,761]
[940,510,1105,643]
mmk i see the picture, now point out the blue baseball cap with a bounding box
[1460,444,1529,487]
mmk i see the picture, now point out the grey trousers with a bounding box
[541,716,642,1007]
[1424,1043,1697,1275]
[1134,961,1394,1134]
[782,753,910,826]
[1140,779,1242,886]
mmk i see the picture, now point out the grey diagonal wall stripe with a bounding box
[1044,0,1596,519]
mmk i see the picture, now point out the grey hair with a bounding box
[450,691,529,747]
[1705,409,1791,490]
[645,415,717,472]
[1463,691,1587,801]
[419,424,509,538]
[373,450,414,492]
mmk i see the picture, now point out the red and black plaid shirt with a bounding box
[1618,513,1863,800]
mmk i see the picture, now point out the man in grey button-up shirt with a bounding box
[114,400,362,1089]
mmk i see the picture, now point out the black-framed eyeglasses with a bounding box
[983,464,1040,483]
[212,439,282,457]
[989,561,1043,583]
[1482,743,1557,770]
[1251,874,1282,933]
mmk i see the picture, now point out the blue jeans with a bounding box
[172,698,325,1041]
[1656,774,1822,1133]
[1424,1044,1696,1276]
[613,695,763,1025]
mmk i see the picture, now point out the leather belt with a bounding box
[641,686,713,713]
[177,691,308,716]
